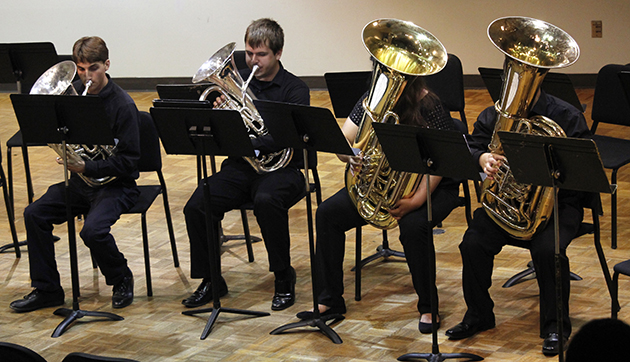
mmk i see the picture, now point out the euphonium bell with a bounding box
[480,16,579,239]
[345,19,448,229]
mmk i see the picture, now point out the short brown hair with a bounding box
[244,18,284,54]
[72,36,109,64]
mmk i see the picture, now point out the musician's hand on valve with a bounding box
[480,152,505,180]
[213,94,227,108]
[342,153,363,176]
[56,156,86,174]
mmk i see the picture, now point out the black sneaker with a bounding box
[10,288,65,313]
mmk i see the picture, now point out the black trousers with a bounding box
[460,203,583,338]
[25,176,139,292]
[315,184,460,314]
[184,158,304,279]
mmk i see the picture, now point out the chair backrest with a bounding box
[479,67,584,112]
[233,50,248,71]
[62,352,139,362]
[426,54,467,124]
[137,111,162,172]
[0,341,48,362]
[324,71,371,118]
[592,64,630,129]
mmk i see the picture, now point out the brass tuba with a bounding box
[30,60,117,187]
[192,42,293,174]
[345,19,448,229]
[480,17,580,240]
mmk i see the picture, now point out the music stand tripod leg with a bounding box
[397,175,483,362]
[181,137,269,340]
[51,143,124,337]
[269,149,344,344]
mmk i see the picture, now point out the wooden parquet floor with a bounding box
[0,88,629,361]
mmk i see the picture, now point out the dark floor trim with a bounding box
[0,74,597,93]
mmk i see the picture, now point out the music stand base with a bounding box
[352,245,405,271]
[220,234,262,243]
[269,314,345,344]
[182,306,270,340]
[51,307,124,338]
[0,240,26,253]
[0,235,61,254]
[398,352,484,362]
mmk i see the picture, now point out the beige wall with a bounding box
[2,0,628,78]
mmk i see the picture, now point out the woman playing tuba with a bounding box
[296,18,463,334]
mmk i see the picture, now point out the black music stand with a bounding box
[150,102,270,340]
[372,122,483,362]
[497,131,613,362]
[154,85,256,246]
[254,100,353,344]
[0,43,60,255]
[10,93,124,338]
[0,42,58,93]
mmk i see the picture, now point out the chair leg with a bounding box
[355,226,362,301]
[611,169,618,249]
[0,165,20,258]
[158,173,179,267]
[239,209,255,263]
[141,213,152,297]
[612,271,620,319]
[20,144,34,204]
[7,146,14,215]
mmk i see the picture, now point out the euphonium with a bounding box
[345,19,448,229]
[192,42,293,174]
[30,60,117,187]
[480,17,580,240]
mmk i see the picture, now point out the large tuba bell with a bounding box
[345,19,448,230]
[480,17,580,240]
[192,42,293,174]
[30,60,117,187]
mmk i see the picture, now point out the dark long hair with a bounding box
[393,76,440,127]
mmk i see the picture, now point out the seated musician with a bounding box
[296,75,462,334]
[10,36,140,312]
[182,18,310,311]
[445,89,591,356]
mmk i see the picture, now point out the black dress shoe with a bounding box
[112,271,134,309]
[418,316,440,334]
[296,305,346,320]
[181,277,228,308]
[445,321,494,340]
[10,288,65,313]
[542,332,567,356]
[271,267,296,311]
